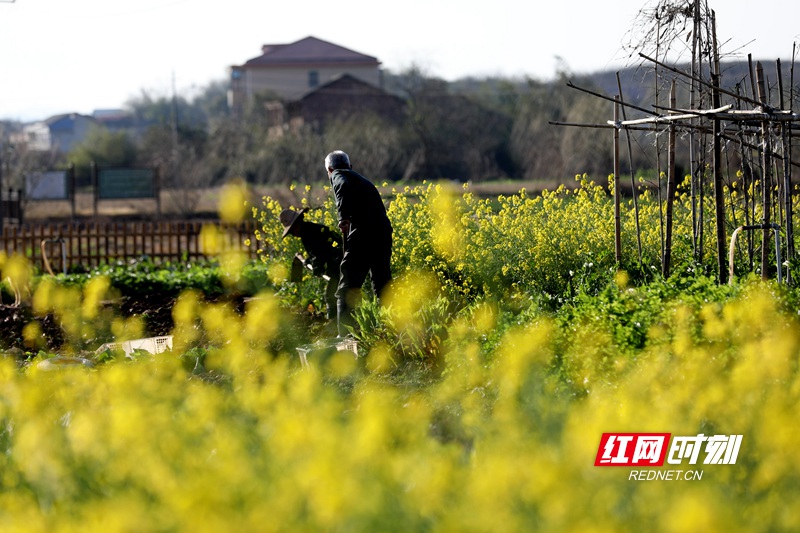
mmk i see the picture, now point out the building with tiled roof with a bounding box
[228,36,383,114]
[285,74,404,133]
[17,113,98,153]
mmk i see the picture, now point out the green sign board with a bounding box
[98,168,156,199]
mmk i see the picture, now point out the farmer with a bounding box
[280,207,343,321]
[324,150,393,336]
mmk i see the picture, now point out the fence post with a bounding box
[69,163,76,220]
[16,188,24,223]
[91,161,98,218]
[7,188,15,223]
[155,167,162,218]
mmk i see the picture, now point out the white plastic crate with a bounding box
[96,336,173,357]
[296,337,358,369]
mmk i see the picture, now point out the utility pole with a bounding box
[170,71,179,220]
[171,71,179,157]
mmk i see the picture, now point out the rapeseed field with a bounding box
[0,176,797,532]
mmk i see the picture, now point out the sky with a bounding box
[1,0,798,122]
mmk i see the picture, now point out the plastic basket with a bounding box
[296,337,359,369]
[96,336,174,357]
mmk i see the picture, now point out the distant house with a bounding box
[92,109,136,133]
[284,74,405,133]
[18,113,97,153]
[228,36,383,115]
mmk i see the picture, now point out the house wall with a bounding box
[49,116,95,153]
[240,65,381,101]
[290,78,405,130]
[22,123,52,151]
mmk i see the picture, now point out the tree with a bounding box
[393,66,513,182]
[323,112,406,182]
[245,125,325,185]
[137,122,216,215]
[125,90,207,131]
[67,127,138,187]
[509,78,569,182]
[559,91,614,179]
[1,123,62,217]
[192,79,230,126]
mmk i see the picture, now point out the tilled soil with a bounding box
[0,291,177,357]
[0,291,322,366]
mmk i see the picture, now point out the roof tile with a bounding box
[243,36,379,67]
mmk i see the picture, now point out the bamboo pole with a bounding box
[616,72,643,268]
[748,55,757,102]
[777,59,787,274]
[757,62,773,280]
[548,121,616,129]
[749,55,763,272]
[712,11,728,284]
[617,108,800,124]
[614,97,622,265]
[655,17,665,270]
[788,45,797,276]
[608,105,733,126]
[689,0,700,261]
[734,85,755,270]
[778,58,794,284]
[566,81,658,117]
[553,116,800,169]
[664,81,678,279]
[639,52,764,109]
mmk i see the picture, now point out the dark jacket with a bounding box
[329,168,392,238]
[299,221,342,275]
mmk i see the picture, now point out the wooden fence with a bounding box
[0,220,260,273]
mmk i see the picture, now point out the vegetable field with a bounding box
[0,178,799,532]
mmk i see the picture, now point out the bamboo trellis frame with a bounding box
[550,5,799,285]
[606,57,799,283]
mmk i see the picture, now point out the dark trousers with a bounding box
[324,264,340,320]
[336,230,392,336]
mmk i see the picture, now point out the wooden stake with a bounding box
[757,62,773,281]
[712,11,728,284]
[778,58,794,283]
[664,81,678,279]
[788,46,797,273]
[614,96,622,265]
[617,72,643,268]
[691,0,701,262]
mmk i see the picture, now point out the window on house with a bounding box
[308,71,319,88]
